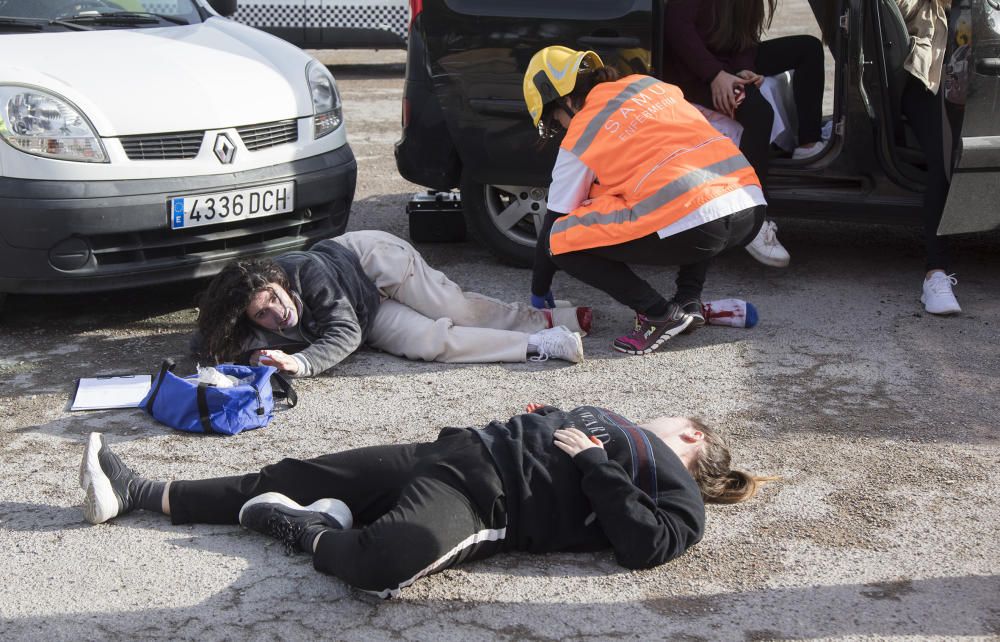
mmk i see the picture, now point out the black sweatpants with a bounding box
[169,428,507,598]
[551,206,763,316]
[900,74,951,272]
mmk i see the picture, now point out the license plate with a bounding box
[169,181,295,230]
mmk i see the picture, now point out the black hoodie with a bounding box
[474,405,705,569]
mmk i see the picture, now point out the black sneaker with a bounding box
[676,298,706,333]
[81,432,140,524]
[239,492,353,555]
[612,304,693,355]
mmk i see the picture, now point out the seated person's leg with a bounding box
[733,85,775,183]
[755,35,824,147]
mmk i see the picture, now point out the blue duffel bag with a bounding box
[141,359,296,435]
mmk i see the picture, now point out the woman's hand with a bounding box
[525,402,545,413]
[736,69,764,88]
[252,349,299,374]
[553,427,603,458]
[711,70,750,117]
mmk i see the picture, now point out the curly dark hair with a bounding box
[196,257,290,363]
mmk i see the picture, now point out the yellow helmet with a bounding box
[523,46,604,127]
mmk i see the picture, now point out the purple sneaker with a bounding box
[612,304,692,355]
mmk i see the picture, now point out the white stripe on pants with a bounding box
[333,230,547,363]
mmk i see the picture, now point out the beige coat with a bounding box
[897,0,951,93]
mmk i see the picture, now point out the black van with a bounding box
[394,0,999,266]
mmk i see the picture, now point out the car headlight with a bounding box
[0,86,107,163]
[306,61,342,139]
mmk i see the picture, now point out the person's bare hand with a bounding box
[253,349,299,374]
[526,402,544,413]
[553,427,603,458]
[737,69,764,87]
[711,70,749,117]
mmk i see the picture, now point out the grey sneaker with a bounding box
[239,492,353,554]
[81,432,140,525]
[675,299,706,333]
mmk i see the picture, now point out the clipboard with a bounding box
[70,374,152,411]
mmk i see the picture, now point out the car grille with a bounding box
[120,131,205,160]
[237,119,299,151]
[119,119,299,160]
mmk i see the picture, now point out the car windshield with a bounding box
[0,0,202,27]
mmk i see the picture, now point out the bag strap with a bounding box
[196,382,217,435]
[271,372,298,408]
[144,358,176,412]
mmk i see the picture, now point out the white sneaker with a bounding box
[792,141,825,160]
[921,272,961,315]
[745,220,790,268]
[529,326,584,363]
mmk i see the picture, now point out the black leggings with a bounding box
[169,428,507,598]
[900,74,951,272]
[551,206,763,316]
[681,35,825,193]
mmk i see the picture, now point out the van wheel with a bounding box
[460,177,546,268]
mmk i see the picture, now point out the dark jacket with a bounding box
[663,0,757,93]
[241,239,381,376]
[474,405,705,569]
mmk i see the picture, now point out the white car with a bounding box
[232,0,409,49]
[0,0,356,302]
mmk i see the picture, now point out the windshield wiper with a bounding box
[0,16,43,30]
[0,15,91,31]
[59,11,188,26]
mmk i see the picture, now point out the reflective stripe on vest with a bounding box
[570,76,661,157]
[550,75,761,255]
[551,154,751,236]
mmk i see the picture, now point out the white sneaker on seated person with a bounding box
[921,271,961,315]
[745,220,790,268]
[792,141,825,160]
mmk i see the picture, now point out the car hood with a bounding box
[0,18,314,136]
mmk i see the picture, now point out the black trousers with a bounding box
[900,74,951,272]
[169,428,507,598]
[681,35,825,194]
[551,206,763,316]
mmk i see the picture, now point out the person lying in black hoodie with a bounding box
[79,404,772,598]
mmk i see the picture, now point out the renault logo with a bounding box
[213,133,236,164]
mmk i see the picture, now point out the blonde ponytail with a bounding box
[688,419,778,505]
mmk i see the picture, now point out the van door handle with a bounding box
[976,58,1000,76]
[578,36,641,49]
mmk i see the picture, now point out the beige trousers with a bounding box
[334,230,552,363]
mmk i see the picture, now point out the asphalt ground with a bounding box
[1,5,998,641]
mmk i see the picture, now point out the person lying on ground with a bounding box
[80,403,772,598]
[524,46,765,355]
[195,230,592,375]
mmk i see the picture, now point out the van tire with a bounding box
[460,176,546,268]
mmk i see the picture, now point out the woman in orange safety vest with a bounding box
[524,46,767,355]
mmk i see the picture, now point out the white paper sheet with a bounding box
[70,375,152,411]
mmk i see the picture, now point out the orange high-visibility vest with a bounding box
[549,75,761,255]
